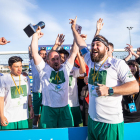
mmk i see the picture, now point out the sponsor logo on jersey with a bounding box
[49,70,65,84]
[88,68,107,86]
[11,85,27,99]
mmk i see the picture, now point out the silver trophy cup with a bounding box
[23,21,45,37]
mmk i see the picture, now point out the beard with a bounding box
[90,48,106,62]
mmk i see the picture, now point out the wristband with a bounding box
[29,105,33,108]
[81,47,89,56]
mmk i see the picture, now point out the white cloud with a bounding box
[72,3,140,49]
[0,0,64,51]
[0,0,140,52]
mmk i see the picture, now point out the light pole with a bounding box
[127,27,133,45]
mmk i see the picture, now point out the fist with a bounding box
[96,83,109,96]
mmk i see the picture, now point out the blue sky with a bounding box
[0,0,140,52]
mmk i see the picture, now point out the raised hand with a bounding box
[80,34,87,41]
[69,16,77,28]
[125,44,134,55]
[0,37,10,45]
[96,18,104,31]
[36,26,44,39]
[136,48,140,56]
[55,34,65,46]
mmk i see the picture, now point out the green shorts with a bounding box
[70,106,83,126]
[40,105,74,128]
[33,92,42,115]
[0,119,28,130]
[88,116,124,140]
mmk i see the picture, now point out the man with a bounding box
[0,56,34,130]
[108,42,114,58]
[30,47,47,128]
[31,27,79,128]
[53,34,85,126]
[69,16,139,140]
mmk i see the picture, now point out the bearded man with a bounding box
[69,16,139,140]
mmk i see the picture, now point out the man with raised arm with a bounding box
[31,27,79,128]
[30,47,47,129]
[69,16,139,140]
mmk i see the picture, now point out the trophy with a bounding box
[23,21,45,37]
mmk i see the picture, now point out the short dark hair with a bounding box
[127,60,139,81]
[38,49,46,54]
[8,56,23,66]
[108,42,114,49]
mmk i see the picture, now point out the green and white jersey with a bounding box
[0,74,31,123]
[84,52,136,124]
[68,67,84,107]
[35,59,73,108]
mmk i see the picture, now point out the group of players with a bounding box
[0,17,140,140]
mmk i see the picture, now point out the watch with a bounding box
[108,87,114,96]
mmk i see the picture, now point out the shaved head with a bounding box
[47,50,61,71]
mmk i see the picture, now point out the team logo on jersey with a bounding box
[49,70,65,84]
[11,85,27,99]
[127,70,133,78]
[24,78,28,83]
[104,63,111,69]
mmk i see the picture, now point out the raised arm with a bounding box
[52,34,65,50]
[125,44,139,61]
[69,16,87,51]
[0,37,10,45]
[67,41,79,66]
[124,45,133,61]
[94,18,104,37]
[77,51,86,74]
[31,27,44,65]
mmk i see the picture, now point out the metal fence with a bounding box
[0,45,137,66]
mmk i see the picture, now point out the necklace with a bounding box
[11,74,23,95]
[92,56,108,83]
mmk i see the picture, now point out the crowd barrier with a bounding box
[0,122,140,140]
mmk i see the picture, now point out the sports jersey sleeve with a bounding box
[84,52,91,66]
[35,59,46,73]
[73,68,84,78]
[0,77,5,97]
[117,60,136,84]
[27,77,31,95]
[64,60,73,75]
